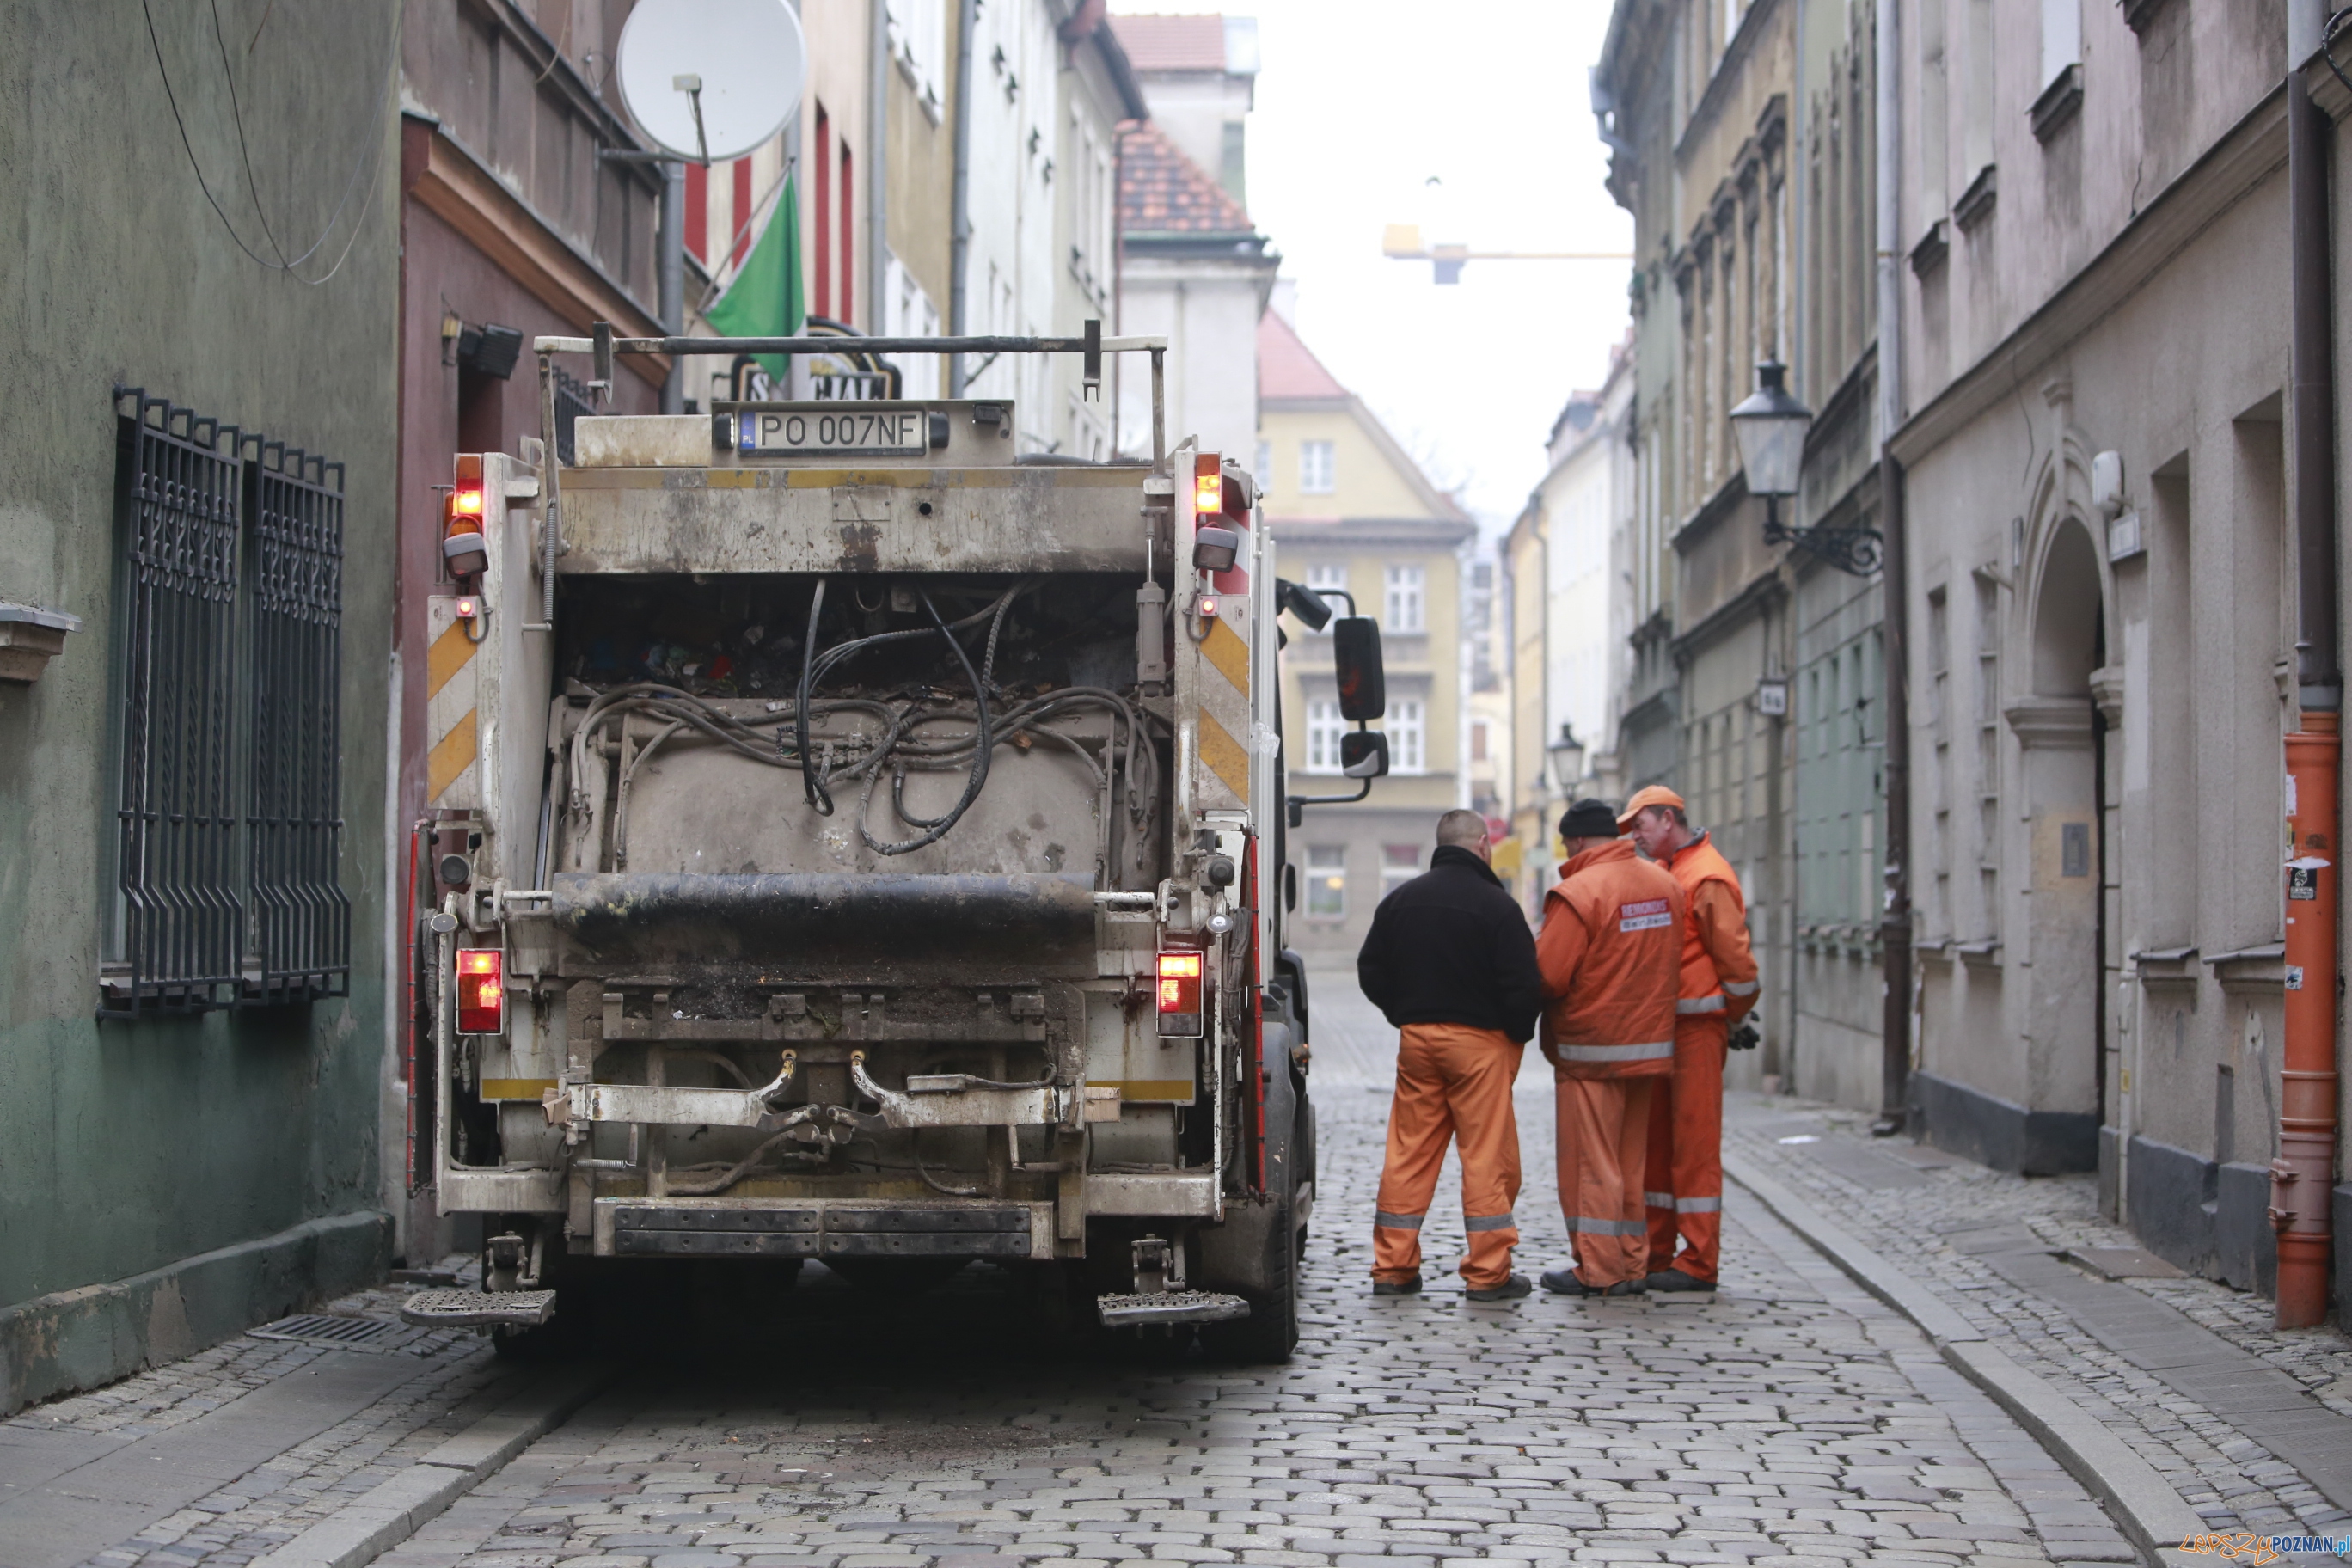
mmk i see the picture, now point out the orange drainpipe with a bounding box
[2276,8,2340,1332]
[2279,719,2338,1327]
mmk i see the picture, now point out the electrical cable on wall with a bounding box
[141,0,395,285]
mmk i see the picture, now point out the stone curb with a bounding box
[1724,1151,2207,1568]
[247,1359,618,1568]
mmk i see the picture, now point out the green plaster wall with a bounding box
[0,0,400,1393]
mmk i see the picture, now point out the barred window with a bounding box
[101,389,350,1018]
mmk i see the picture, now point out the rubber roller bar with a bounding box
[550,871,1099,979]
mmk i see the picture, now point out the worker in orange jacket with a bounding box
[1534,798,1685,1297]
[1622,784,1760,1292]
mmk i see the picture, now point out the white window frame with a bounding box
[1305,845,1347,918]
[1299,439,1336,495]
[2040,0,2080,89]
[887,0,947,122]
[1385,563,1425,634]
[1305,697,1345,774]
[1388,697,1426,774]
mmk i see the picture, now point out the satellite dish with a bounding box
[616,0,806,164]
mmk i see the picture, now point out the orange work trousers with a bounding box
[1554,1074,1655,1289]
[1372,1023,1525,1290]
[1645,1016,1728,1281]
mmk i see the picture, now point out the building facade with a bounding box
[1,1,401,1410]
[1501,348,1635,922]
[1261,310,1475,958]
[1116,13,1274,465]
[1595,0,1889,1102]
[1890,0,2312,1302]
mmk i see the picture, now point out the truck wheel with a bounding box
[1201,1107,1302,1364]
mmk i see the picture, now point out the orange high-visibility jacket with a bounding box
[1660,830,1761,1025]
[1536,839,1685,1080]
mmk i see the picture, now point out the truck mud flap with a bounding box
[551,872,1098,980]
[611,1202,1036,1259]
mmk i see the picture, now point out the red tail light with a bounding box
[456,948,504,1034]
[1156,950,1204,1038]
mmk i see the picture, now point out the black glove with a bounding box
[1728,1018,1761,1051]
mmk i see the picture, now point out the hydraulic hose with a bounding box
[854,590,994,855]
[798,578,830,814]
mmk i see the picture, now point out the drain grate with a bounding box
[251,1313,420,1351]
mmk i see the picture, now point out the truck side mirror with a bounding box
[1340,731,1389,779]
[1276,578,1332,631]
[1332,616,1386,720]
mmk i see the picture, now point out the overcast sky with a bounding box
[1113,1,1633,535]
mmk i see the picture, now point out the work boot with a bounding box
[1645,1269,1716,1293]
[1465,1272,1532,1302]
[1540,1267,1645,1298]
[1370,1275,1423,1296]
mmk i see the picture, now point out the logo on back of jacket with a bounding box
[1620,899,1672,933]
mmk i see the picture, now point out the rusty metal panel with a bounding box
[554,466,1151,575]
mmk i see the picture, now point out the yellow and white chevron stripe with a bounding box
[424,597,481,807]
[1193,610,1253,806]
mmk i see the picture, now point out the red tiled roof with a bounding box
[1118,120,1253,233]
[1111,14,1228,72]
[1259,309,1347,400]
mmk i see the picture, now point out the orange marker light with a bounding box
[450,486,486,516]
[1195,475,1224,513]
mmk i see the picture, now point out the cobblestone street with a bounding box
[22,966,2352,1567]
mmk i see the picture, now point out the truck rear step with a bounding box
[1096,1290,1250,1327]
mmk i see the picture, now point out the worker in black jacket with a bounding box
[1357,808,1545,1302]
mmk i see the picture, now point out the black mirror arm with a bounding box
[1285,775,1373,828]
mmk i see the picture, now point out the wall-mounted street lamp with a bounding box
[1730,361,1883,576]
[1547,721,1586,795]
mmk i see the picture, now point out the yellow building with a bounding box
[1259,309,1474,957]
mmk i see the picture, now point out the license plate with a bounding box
[738,406,931,457]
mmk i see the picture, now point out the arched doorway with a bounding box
[2009,518,2107,1159]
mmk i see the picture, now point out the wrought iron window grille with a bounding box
[100,389,351,1020]
[554,364,595,466]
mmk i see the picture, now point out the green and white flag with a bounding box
[705,174,805,384]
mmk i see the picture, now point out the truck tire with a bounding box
[1201,1035,1302,1363]
[1295,1091,1317,1261]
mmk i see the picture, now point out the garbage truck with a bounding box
[399,327,1392,1361]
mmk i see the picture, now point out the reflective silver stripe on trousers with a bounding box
[1644,1191,1675,1209]
[1462,1212,1516,1232]
[1675,1196,1721,1213]
[1374,1210,1425,1230]
[1675,995,1726,1014]
[1557,1039,1675,1062]
[1723,979,1760,996]
[1568,1216,1648,1236]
